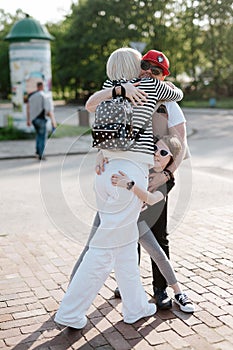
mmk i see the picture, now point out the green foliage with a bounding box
[1,1,233,101]
[0,9,26,99]
[49,124,91,138]
[51,0,170,98]
[181,97,233,109]
[0,116,35,140]
[0,118,91,141]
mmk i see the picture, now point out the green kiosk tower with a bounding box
[5,15,54,130]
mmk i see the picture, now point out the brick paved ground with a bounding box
[1,205,233,350]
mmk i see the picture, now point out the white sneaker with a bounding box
[174,293,195,313]
[54,315,87,329]
[124,303,157,324]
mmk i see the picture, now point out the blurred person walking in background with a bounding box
[27,82,57,160]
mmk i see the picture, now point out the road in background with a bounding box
[0,107,232,243]
[1,107,233,349]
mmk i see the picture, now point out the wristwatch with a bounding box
[126,181,135,190]
[163,169,174,181]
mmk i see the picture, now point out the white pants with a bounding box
[91,158,149,248]
[54,241,156,327]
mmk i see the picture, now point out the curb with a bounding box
[0,129,195,161]
[0,150,95,161]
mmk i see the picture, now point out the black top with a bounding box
[138,173,175,231]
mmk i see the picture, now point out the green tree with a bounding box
[1,1,232,101]
[53,0,172,100]
[197,0,233,96]
[167,1,204,84]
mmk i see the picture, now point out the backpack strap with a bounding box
[112,85,126,99]
[134,100,164,141]
[154,100,164,112]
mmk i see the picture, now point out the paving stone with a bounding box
[193,323,224,343]
[169,318,195,337]
[161,329,190,349]
[104,330,131,350]
[40,297,59,312]
[1,205,233,349]
[184,334,217,350]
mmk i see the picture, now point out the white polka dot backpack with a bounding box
[92,85,135,150]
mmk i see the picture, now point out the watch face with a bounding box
[127,181,135,190]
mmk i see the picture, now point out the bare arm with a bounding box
[111,171,164,206]
[85,82,148,112]
[26,103,31,126]
[166,122,186,173]
[47,111,57,128]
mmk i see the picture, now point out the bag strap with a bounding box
[154,100,164,112]
[110,84,165,147]
[112,85,126,99]
[134,100,163,142]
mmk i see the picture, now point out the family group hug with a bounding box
[54,47,195,329]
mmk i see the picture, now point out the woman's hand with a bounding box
[95,151,109,175]
[124,82,148,106]
[111,171,130,188]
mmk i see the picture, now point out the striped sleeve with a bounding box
[152,79,183,101]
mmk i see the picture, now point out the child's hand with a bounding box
[141,202,148,211]
[111,171,130,188]
[95,150,109,175]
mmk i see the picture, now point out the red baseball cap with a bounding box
[142,50,170,76]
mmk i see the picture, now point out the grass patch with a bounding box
[51,124,91,138]
[0,121,91,141]
[181,97,233,109]
[0,126,35,141]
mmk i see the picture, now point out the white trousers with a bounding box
[91,158,149,248]
[54,241,156,327]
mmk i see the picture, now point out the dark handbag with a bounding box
[32,110,47,131]
[36,109,46,119]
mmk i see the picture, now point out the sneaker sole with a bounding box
[124,303,157,324]
[174,299,195,313]
[54,315,87,329]
[157,300,172,310]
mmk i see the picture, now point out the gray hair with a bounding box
[106,47,142,81]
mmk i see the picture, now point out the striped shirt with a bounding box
[103,78,183,160]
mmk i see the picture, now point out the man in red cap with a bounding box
[137,50,189,310]
[141,49,170,76]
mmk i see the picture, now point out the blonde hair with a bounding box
[106,47,142,81]
[159,135,182,160]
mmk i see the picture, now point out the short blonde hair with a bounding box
[158,135,182,160]
[106,47,142,81]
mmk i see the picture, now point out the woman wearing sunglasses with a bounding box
[111,135,194,313]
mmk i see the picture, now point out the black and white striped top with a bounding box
[101,78,183,167]
[103,78,183,158]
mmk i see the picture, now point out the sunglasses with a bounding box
[154,144,173,157]
[141,60,163,75]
